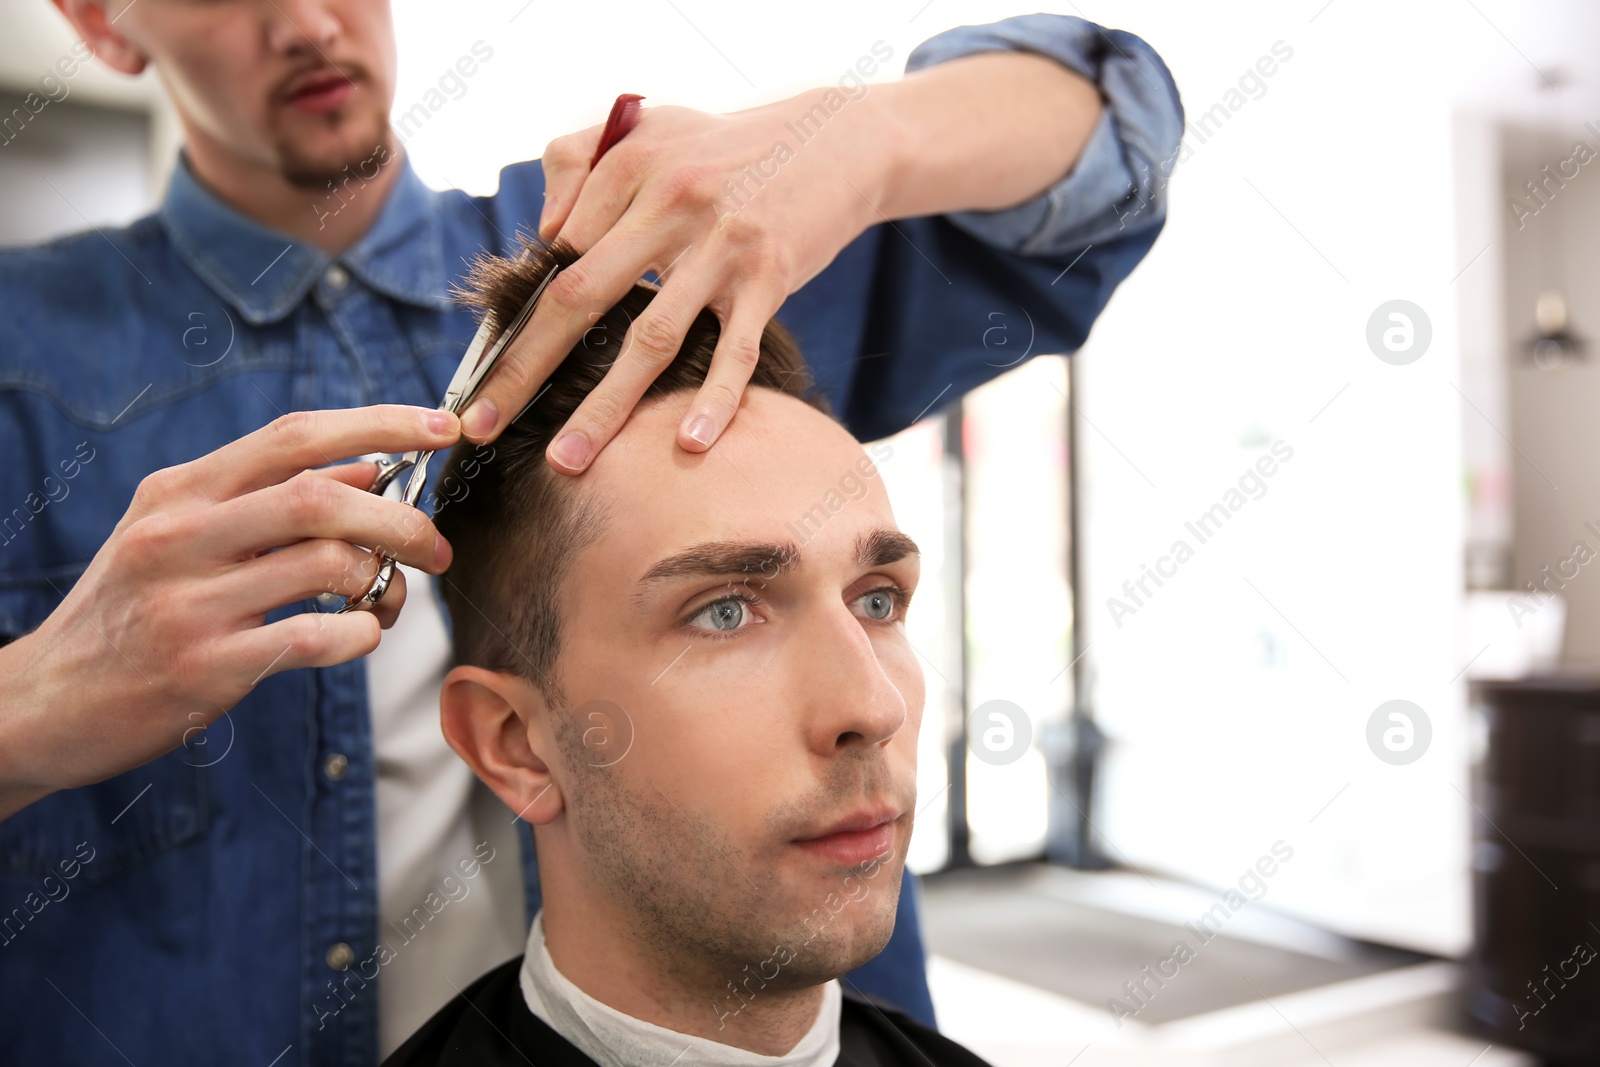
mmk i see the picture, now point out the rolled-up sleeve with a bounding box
[905,13,1184,257]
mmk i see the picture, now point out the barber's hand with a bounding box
[0,405,459,819]
[457,89,888,470]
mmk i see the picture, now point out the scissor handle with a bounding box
[333,453,416,615]
[367,453,414,495]
[335,555,398,615]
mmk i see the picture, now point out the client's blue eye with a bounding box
[857,588,897,621]
[682,584,910,640]
[686,592,758,635]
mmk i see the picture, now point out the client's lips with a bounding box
[792,809,901,867]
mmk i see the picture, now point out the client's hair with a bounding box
[434,235,832,708]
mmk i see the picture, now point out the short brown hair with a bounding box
[433,235,833,708]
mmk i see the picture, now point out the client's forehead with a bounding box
[578,388,906,594]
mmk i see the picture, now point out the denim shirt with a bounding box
[0,15,1180,1066]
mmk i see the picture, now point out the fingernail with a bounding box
[462,398,497,438]
[434,535,452,570]
[687,416,716,446]
[551,431,591,470]
[538,198,557,238]
[425,409,456,435]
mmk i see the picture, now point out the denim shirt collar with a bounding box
[158,151,453,326]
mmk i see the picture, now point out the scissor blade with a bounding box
[440,264,564,416]
[400,448,436,509]
[440,317,500,415]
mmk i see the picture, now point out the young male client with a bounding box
[388,238,988,1066]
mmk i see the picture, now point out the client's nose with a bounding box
[800,600,908,754]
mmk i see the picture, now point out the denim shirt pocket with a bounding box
[0,562,211,884]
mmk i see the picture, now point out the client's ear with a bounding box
[440,666,565,824]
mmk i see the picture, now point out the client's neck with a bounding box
[541,891,826,1056]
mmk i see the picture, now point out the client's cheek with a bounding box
[566,697,638,771]
[635,696,776,795]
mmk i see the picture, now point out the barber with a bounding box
[0,1,1181,1064]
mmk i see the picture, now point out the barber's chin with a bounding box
[277,126,392,190]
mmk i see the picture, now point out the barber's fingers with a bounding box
[542,245,730,474]
[676,285,787,454]
[204,538,409,628]
[313,459,386,490]
[220,608,383,682]
[544,141,663,254]
[458,216,687,447]
[226,463,412,628]
[195,471,451,574]
[136,405,459,510]
[537,122,608,241]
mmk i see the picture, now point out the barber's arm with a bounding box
[0,407,461,822]
[456,13,1179,467]
[899,13,1183,253]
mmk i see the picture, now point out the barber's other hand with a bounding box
[0,405,459,820]
[457,91,889,470]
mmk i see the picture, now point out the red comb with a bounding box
[590,93,645,168]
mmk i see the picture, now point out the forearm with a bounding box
[868,49,1103,222]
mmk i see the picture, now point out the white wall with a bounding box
[389,0,1058,195]
[1077,0,1600,956]
[1501,126,1600,669]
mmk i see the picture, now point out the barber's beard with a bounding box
[551,717,903,1004]
[276,105,394,191]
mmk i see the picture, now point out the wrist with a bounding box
[762,81,906,236]
[0,634,60,820]
[852,78,913,224]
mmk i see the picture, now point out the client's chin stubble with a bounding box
[549,712,904,999]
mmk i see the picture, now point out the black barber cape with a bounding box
[384,955,994,1067]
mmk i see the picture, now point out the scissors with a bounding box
[336,92,645,614]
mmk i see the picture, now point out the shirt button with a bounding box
[324,264,350,290]
[325,942,355,971]
[316,591,340,607]
[323,753,349,781]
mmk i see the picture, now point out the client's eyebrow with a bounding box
[634,528,919,610]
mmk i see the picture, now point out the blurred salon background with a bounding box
[8,1,1600,1063]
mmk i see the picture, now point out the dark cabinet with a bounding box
[1468,676,1600,1063]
